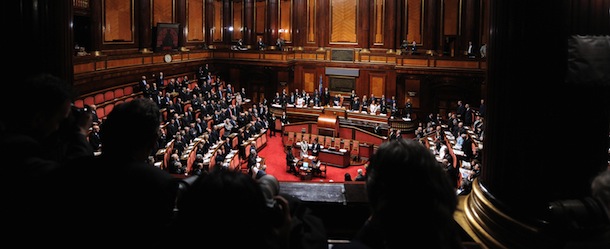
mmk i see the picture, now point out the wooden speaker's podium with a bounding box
[317,113,339,137]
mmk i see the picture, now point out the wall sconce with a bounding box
[228,26,234,31]
[407,91,417,97]
[278,28,284,33]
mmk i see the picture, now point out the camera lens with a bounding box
[547,197,609,232]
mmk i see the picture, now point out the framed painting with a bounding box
[155,23,180,52]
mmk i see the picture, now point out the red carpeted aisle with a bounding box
[259,133,367,183]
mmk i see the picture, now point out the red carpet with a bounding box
[258,133,367,183]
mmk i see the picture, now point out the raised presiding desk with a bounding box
[344,109,388,125]
[293,142,351,168]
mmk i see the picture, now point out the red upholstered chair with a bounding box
[351,140,360,162]
[104,91,114,102]
[295,132,302,143]
[74,99,85,108]
[324,136,333,149]
[342,139,351,151]
[84,96,95,106]
[310,134,318,144]
[124,86,133,95]
[96,107,105,120]
[104,104,114,116]
[314,162,327,178]
[114,88,124,98]
[286,131,295,147]
[94,93,105,105]
[333,138,341,150]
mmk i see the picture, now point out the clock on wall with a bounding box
[164,54,172,63]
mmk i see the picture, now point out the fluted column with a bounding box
[267,0,279,44]
[91,0,103,54]
[244,0,254,45]
[11,0,73,83]
[456,0,610,248]
[138,0,152,52]
[359,0,370,52]
[176,0,187,50]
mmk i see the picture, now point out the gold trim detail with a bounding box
[455,179,551,249]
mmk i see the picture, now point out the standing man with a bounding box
[467,41,475,57]
[258,37,266,50]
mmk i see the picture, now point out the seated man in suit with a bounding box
[311,158,322,175]
[400,39,409,52]
[286,146,299,175]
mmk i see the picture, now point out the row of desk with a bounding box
[156,125,267,177]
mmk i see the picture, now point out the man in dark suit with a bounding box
[153,91,164,108]
[313,92,321,107]
[88,125,102,151]
[286,146,298,175]
[389,128,397,141]
[311,138,321,157]
[213,125,223,142]
[323,87,331,106]
[165,119,179,138]
[249,121,258,135]
[138,75,148,93]
[268,114,277,136]
[374,123,382,135]
[257,37,266,50]
[352,97,360,111]
[223,136,232,152]
[254,118,264,133]
[389,103,398,118]
[156,71,165,88]
[238,131,247,160]
[215,146,227,169]
[379,95,388,114]
[462,135,474,160]
[456,100,465,120]
[173,134,186,155]
[463,103,474,126]
[280,111,289,126]
[248,149,258,177]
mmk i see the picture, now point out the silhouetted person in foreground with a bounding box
[174,170,327,249]
[0,73,93,245]
[560,168,610,249]
[174,169,288,248]
[40,98,178,247]
[334,139,463,249]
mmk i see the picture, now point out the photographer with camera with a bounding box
[546,168,610,248]
[0,73,93,177]
[1,73,94,245]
